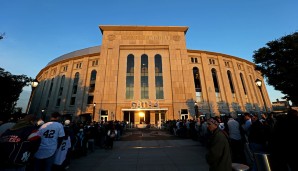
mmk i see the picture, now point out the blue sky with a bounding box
[1,0,298,103]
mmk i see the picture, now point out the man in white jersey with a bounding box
[34,112,65,171]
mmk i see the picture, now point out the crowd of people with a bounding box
[0,112,126,171]
[1,109,297,171]
[163,109,298,171]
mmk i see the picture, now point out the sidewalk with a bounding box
[68,129,209,171]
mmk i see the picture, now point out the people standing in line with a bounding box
[269,109,298,171]
[248,114,269,153]
[52,120,72,171]
[34,112,65,171]
[205,118,232,171]
[242,113,252,137]
[227,113,246,164]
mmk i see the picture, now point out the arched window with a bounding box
[88,70,97,94]
[141,54,149,99]
[58,75,65,96]
[56,75,65,106]
[90,70,97,81]
[227,71,234,93]
[72,72,79,94]
[46,78,54,108]
[193,67,202,102]
[155,54,164,99]
[227,70,236,100]
[211,68,221,102]
[48,78,54,98]
[126,54,134,99]
[240,73,247,95]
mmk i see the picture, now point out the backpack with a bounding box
[0,126,38,167]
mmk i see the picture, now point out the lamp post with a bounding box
[26,79,39,114]
[255,79,268,113]
[92,102,96,122]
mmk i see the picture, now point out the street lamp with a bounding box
[255,79,268,113]
[26,79,39,114]
[92,102,96,122]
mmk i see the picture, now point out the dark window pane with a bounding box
[126,54,134,99]
[212,68,220,92]
[193,67,202,92]
[91,70,97,81]
[127,54,134,73]
[87,96,94,104]
[240,73,247,95]
[155,54,164,99]
[70,97,76,105]
[227,71,235,93]
[141,54,149,99]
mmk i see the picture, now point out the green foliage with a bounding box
[253,32,298,105]
[0,67,31,120]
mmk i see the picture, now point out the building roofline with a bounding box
[46,46,101,67]
[99,25,189,34]
[187,49,255,66]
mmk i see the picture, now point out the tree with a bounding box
[0,33,5,40]
[253,32,298,105]
[0,67,31,120]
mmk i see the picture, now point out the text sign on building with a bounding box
[131,100,159,109]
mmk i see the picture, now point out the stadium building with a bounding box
[28,25,272,125]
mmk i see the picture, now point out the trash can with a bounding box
[254,153,271,171]
[232,163,250,171]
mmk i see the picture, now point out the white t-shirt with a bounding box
[54,136,71,165]
[34,121,65,159]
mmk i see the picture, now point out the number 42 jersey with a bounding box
[34,121,65,159]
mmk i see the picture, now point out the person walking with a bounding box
[205,118,232,171]
[34,112,65,171]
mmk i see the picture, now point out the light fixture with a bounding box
[31,79,39,89]
[255,78,262,87]
[139,112,145,117]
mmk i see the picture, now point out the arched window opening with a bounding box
[227,71,236,100]
[240,73,249,103]
[141,54,149,99]
[240,73,247,95]
[126,54,134,99]
[193,67,202,102]
[211,68,221,102]
[72,72,79,95]
[155,54,164,99]
[56,75,65,106]
[89,70,97,93]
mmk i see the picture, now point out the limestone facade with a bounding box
[29,25,271,124]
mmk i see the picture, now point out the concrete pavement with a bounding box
[68,129,209,171]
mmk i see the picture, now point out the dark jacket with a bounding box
[206,128,232,171]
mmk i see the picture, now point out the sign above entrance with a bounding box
[131,100,159,109]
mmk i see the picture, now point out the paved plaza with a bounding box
[68,129,209,171]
